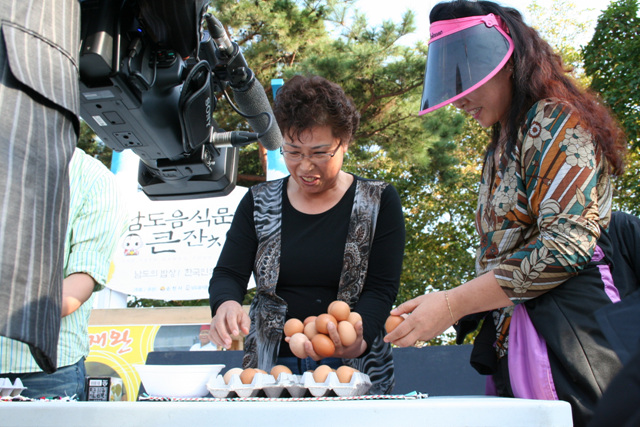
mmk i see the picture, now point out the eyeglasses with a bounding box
[280,144,342,163]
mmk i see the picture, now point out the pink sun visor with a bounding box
[419,14,514,115]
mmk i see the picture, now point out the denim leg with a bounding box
[8,358,87,400]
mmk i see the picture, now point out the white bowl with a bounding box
[134,364,224,398]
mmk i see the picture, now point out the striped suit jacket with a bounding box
[0,0,80,373]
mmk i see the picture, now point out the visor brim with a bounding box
[419,22,513,115]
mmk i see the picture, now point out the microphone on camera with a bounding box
[205,14,283,151]
[230,77,282,151]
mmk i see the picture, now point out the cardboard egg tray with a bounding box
[0,377,26,398]
[207,371,371,398]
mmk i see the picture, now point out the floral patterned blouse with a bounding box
[475,99,613,354]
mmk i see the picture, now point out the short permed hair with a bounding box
[273,75,360,145]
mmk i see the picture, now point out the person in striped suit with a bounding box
[0,147,127,400]
[0,0,81,374]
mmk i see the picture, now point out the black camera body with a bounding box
[79,0,238,200]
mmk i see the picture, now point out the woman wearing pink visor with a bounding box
[384,1,627,426]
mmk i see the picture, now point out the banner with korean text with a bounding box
[106,184,253,300]
[106,149,254,300]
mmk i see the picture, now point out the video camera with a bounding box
[79,0,282,200]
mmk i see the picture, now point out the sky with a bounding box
[352,0,615,46]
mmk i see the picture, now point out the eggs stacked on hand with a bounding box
[284,300,360,359]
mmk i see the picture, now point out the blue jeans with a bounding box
[277,356,342,375]
[4,357,87,400]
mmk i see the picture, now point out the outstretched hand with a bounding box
[383,272,513,347]
[383,292,455,347]
[209,300,250,349]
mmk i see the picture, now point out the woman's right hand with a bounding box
[383,271,513,347]
[383,293,454,347]
[209,300,251,349]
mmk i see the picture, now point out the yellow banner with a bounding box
[87,325,160,401]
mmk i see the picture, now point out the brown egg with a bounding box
[312,364,334,383]
[284,318,304,337]
[303,316,317,326]
[289,332,310,359]
[315,313,337,334]
[223,367,243,384]
[311,333,335,358]
[337,321,357,347]
[385,315,405,333]
[270,365,293,380]
[328,300,351,322]
[240,368,258,385]
[336,365,357,383]
[347,311,362,326]
[304,321,319,340]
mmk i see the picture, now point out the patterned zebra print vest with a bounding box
[242,177,395,394]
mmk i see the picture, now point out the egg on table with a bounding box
[223,367,244,384]
[240,368,259,385]
[270,365,293,380]
[312,365,334,383]
[335,365,358,383]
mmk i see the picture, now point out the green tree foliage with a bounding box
[78,120,113,168]
[612,149,640,215]
[529,0,594,81]
[583,0,640,215]
[583,0,640,149]
[209,0,432,174]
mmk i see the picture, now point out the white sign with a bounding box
[107,151,254,300]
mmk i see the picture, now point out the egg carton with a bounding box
[0,377,26,398]
[206,370,371,398]
[208,372,279,398]
[263,373,307,398]
[301,371,371,397]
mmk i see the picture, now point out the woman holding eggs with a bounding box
[208,75,405,394]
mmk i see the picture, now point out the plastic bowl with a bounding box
[134,364,224,398]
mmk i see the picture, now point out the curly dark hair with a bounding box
[273,75,360,146]
[430,0,627,175]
